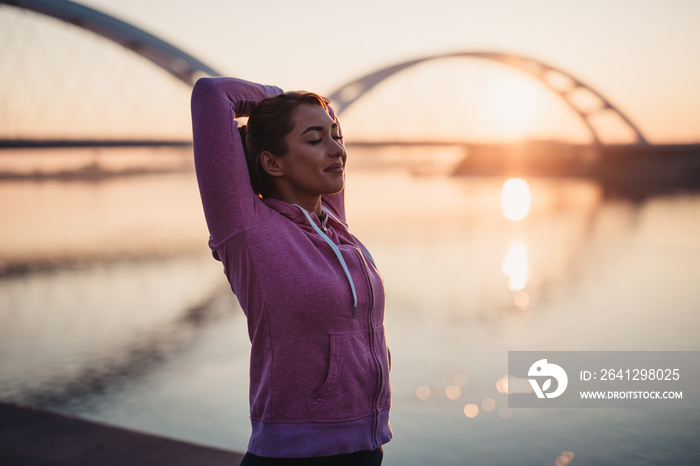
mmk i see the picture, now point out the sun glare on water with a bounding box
[501,240,530,292]
[501,178,531,221]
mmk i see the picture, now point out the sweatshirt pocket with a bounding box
[308,330,380,422]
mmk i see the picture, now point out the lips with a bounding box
[324,163,344,173]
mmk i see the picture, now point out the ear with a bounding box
[259,150,284,178]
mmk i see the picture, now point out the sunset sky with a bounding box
[4,0,700,143]
[79,0,700,144]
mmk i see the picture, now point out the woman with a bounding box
[190,76,392,465]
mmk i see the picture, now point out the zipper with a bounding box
[358,247,382,446]
[321,207,384,442]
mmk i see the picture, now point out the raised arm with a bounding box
[191,77,282,245]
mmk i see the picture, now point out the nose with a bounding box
[329,138,345,158]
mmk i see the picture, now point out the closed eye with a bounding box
[307,131,342,145]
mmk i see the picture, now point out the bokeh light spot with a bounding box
[498,406,513,419]
[481,397,496,412]
[416,385,431,400]
[464,403,479,418]
[446,385,461,400]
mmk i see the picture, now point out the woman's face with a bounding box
[277,104,346,199]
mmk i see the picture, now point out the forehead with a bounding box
[291,104,334,131]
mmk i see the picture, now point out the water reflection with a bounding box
[463,403,479,418]
[496,375,534,395]
[415,386,431,400]
[498,406,513,419]
[501,178,531,221]
[481,397,496,412]
[2,159,700,464]
[0,173,207,272]
[453,372,469,387]
[501,240,530,292]
[0,254,227,407]
[445,385,461,400]
[513,291,530,310]
[555,451,575,466]
[501,179,532,308]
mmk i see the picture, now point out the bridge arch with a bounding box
[1,0,221,86]
[328,51,647,145]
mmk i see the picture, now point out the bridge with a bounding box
[1,0,698,196]
[1,0,648,146]
[329,51,648,145]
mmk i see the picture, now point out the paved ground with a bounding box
[0,402,244,465]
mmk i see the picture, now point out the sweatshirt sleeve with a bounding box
[191,77,283,245]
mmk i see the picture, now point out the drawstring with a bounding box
[295,205,358,317]
[322,206,377,269]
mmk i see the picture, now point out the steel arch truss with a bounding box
[1,0,221,86]
[328,51,647,145]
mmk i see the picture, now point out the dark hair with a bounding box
[240,91,330,197]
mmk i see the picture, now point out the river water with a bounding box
[1,147,699,465]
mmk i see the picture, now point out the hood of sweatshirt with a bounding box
[261,197,373,317]
[262,197,329,230]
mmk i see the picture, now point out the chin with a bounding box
[324,183,344,195]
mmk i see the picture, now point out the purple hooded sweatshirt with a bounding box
[190,77,392,458]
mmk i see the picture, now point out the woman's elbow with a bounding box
[192,76,214,98]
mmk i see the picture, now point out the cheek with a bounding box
[300,150,326,171]
[286,150,323,180]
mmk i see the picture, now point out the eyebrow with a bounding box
[301,123,338,135]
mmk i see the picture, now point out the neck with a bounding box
[267,191,323,216]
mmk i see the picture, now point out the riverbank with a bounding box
[0,402,243,465]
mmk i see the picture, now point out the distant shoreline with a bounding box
[0,139,192,149]
[0,163,192,182]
